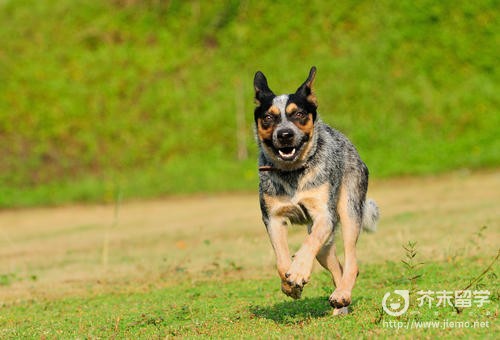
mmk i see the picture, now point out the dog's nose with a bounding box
[277,128,295,143]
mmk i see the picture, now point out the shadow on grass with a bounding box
[250,296,333,324]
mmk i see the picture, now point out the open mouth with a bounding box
[264,135,309,163]
[278,147,297,160]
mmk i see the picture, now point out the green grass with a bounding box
[1,174,498,338]
[1,0,499,207]
[1,258,497,338]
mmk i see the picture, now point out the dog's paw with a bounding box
[329,289,352,308]
[283,260,311,296]
[281,280,303,299]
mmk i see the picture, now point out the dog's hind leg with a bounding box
[316,235,343,288]
[328,180,363,309]
[317,237,350,315]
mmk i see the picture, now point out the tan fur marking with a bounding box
[337,182,349,221]
[264,183,329,221]
[266,216,292,280]
[317,241,343,287]
[297,114,315,162]
[336,181,360,293]
[264,194,304,222]
[257,118,273,141]
[268,105,281,115]
[337,181,359,225]
[306,70,316,88]
[285,103,298,114]
[295,113,314,135]
[283,182,332,290]
[307,94,318,106]
[296,182,329,217]
[263,194,288,216]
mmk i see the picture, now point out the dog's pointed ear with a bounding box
[295,66,317,107]
[254,71,274,104]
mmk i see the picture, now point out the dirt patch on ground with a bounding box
[0,170,498,302]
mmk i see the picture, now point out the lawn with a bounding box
[2,259,498,338]
[0,171,498,338]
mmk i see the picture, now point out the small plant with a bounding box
[454,248,500,314]
[401,241,424,290]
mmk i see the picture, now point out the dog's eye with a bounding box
[263,114,274,123]
[294,111,306,119]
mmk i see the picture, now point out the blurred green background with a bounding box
[0,0,498,207]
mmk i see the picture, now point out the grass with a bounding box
[0,0,499,207]
[0,172,498,338]
[1,257,497,338]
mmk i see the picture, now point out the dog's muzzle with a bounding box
[274,128,303,161]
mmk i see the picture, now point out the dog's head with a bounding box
[253,66,318,169]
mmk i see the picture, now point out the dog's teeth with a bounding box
[279,148,296,158]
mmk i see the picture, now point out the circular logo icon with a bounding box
[382,290,410,316]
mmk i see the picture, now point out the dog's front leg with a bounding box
[266,217,302,298]
[284,212,333,297]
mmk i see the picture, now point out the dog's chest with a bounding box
[265,195,312,225]
[261,170,330,225]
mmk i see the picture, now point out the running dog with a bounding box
[253,66,379,313]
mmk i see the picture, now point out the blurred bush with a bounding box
[0,0,498,207]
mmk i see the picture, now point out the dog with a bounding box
[253,66,379,313]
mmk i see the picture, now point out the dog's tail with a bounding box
[362,199,379,232]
